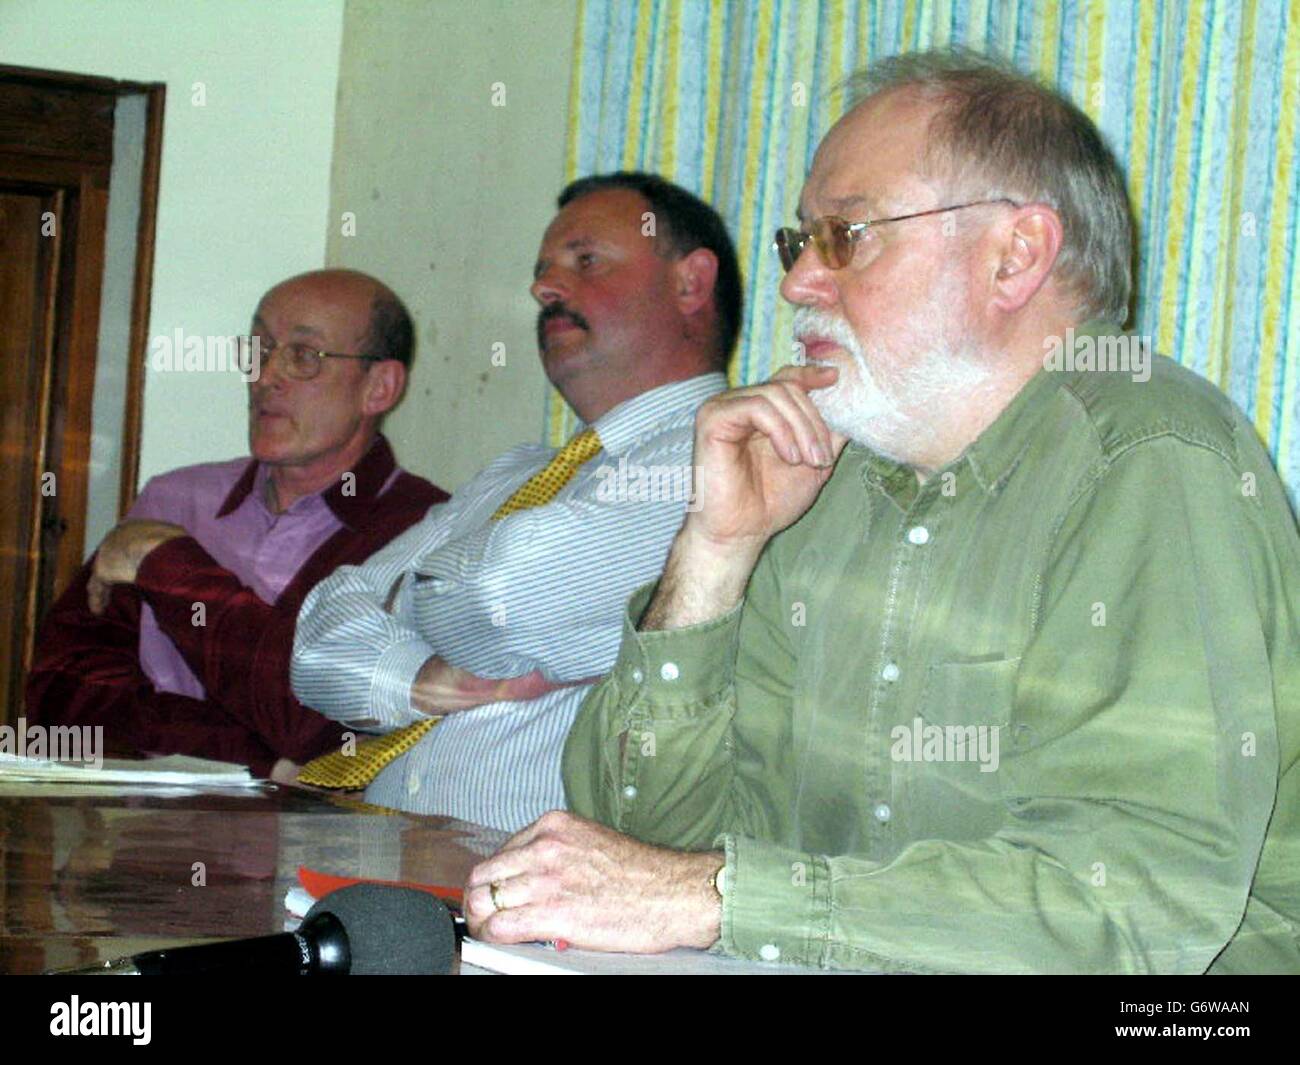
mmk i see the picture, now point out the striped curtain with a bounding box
[552,0,1300,511]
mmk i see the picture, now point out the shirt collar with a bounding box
[584,372,728,454]
[216,434,399,528]
[857,445,920,506]
[856,319,1123,502]
[962,318,1122,494]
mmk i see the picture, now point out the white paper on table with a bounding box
[459,938,851,975]
[0,752,258,787]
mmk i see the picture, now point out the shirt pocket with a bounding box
[895,657,1020,840]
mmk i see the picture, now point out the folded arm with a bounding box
[133,536,348,764]
[25,562,282,775]
[412,454,711,680]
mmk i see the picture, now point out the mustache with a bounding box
[536,304,590,345]
[792,307,861,354]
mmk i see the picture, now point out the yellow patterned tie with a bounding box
[297,428,604,790]
[491,427,603,518]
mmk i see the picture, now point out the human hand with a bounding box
[86,520,188,614]
[640,365,848,630]
[410,656,596,716]
[268,758,302,785]
[686,364,847,553]
[463,810,721,953]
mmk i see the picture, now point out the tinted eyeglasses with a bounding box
[773,198,1019,272]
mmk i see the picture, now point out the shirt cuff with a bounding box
[370,637,436,727]
[609,582,744,715]
[715,833,833,969]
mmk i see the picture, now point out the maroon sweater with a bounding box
[25,437,448,775]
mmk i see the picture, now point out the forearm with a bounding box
[136,537,348,762]
[28,651,272,769]
[291,561,434,728]
[25,579,280,774]
[135,535,270,691]
[117,691,281,775]
[664,849,725,950]
[564,583,744,845]
[639,525,764,631]
[414,484,697,677]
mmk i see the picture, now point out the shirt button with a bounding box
[630,668,644,684]
[660,662,679,681]
[881,662,900,682]
[407,773,421,796]
[622,785,638,800]
[907,525,930,545]
[759,944,781,962]
[873,802,892,823]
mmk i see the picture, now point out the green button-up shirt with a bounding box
[564,323,1300,973]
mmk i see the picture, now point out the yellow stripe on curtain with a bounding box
[557,0,1300,511]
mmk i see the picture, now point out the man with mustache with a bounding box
[291,173,739,831]
[27,270,447,779]
[463,50,1300,974]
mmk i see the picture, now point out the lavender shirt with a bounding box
[126,460,350,700]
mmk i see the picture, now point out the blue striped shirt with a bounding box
[290,373,725,830]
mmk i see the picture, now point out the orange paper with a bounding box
[298,865,464,911]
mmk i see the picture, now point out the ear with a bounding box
[362,361,407,417]
[987,204,1064,314]
[673,247,720,317]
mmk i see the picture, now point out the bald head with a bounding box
[246,268,411,510]
[258,269,414,367]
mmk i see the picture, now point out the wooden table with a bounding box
[0,783,503,974]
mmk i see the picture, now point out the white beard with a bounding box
[793,290,992,465]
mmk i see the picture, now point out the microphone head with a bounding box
[305,884,455,975]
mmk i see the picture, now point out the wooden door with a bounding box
[0,67,161,729]
[0,182,63,728]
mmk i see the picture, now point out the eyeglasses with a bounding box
[773,198,1019,272]
[240,336,385,381]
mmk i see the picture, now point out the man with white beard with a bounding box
[461,49,1300,974]
[793,300,998,464]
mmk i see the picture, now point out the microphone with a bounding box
[49,883,456,975]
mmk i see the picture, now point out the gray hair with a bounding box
[840,47,1133,325]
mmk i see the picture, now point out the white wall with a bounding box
[0,0,346,487]
[326,0,578,490]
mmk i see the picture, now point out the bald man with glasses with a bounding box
[26,269,448,779]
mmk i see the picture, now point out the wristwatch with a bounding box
[709,861,728,900]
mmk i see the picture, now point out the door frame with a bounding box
[0,65,163,727]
